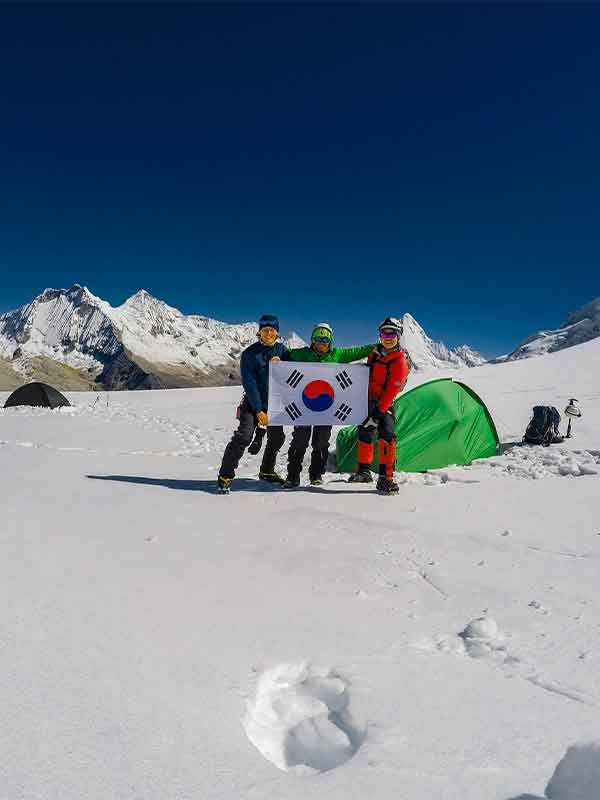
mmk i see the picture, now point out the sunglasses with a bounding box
[379,330,398,339]
[312,336,331,344]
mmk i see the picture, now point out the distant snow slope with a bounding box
[505,296,600,361]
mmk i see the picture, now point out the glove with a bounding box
[256,411,268,427]
[370,405,384,421]
[362,416,379,429]
[248,425,267,455]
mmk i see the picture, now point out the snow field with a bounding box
[1,338,600,799]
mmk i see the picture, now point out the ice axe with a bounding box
[564,398,581,438]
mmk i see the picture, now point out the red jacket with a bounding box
[367,346,410,412]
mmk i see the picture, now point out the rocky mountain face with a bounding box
[503,297,600,362]
[0,286,486,391]
[0,285,277,390]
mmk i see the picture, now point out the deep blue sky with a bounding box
[1,4,599,356]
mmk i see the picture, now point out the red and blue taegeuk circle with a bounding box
[302,380,335,412]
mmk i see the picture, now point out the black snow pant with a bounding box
[219,398,285,479]
[286,425,332,482]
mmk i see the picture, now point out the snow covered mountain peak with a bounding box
[115,290,192,342]
[0,286,303,389]
[400,313,486,369]
[0,284,119,369]
[505,296,600,361]
[120,288,172,314]
[562,296,600,328]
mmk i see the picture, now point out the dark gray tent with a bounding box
[4,382,71,409]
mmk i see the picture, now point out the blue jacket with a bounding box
[240,340,288,412]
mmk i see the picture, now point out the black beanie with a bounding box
[258,314,280,331]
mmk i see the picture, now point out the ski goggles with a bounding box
[379,328,399,339]
[312,336,331,344]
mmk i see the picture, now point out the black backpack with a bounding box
[523,406,563,446]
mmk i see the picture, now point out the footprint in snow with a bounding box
[457,617,594,706]
[243,660,365,774]
[415,616,595,706]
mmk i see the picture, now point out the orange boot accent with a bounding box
[356,441,374,469]
[378,439,396,479]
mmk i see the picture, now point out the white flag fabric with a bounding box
[268,361,369,426]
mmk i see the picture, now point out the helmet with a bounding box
[378,316,403,336]
[311,322,334,344]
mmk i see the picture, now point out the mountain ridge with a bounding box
[0,285,486,390]
[501,297,600,362]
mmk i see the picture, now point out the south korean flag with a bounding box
[268,361,369,426]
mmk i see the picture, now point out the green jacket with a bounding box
[285,343,374,364]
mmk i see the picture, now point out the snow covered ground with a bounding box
[1,338,600,799]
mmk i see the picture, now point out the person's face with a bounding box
[313,340,330,354]
[259,326,278,346]
[380,329,398,350]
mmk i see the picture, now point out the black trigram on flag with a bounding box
[334,403,352,422]
[285,402,303,421]
[286,369,304,389]
[335,370,353,390]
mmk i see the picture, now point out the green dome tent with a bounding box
[336,378,499,473]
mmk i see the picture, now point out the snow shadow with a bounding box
[505,795,544,800]
[505,741,600,800]
[86,475,379,495]
[87,475,283,493]
[498,440,526,455]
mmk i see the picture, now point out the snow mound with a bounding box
[459,616,506,660]
[546,742,600,800]
[484,446,600,479]
[460,616,500,642]
[242,661,364,774]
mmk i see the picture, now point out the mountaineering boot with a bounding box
[258,470,285,485]
[308,464,323,486]
[282,467,301,489]
[376,476,399,495]
[348,465,373,483]
[217,475,232,494]
[376,438,398,494]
